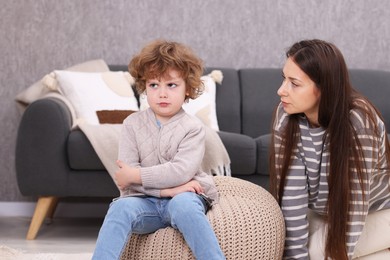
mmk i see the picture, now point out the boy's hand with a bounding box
[160,180,204,197]
[115,160,141,190]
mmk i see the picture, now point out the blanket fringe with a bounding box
[210,164,231,177]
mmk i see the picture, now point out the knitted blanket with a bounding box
[16,89,231,191]
[77,117,231,183]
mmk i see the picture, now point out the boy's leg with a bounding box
[92,197,166,260]
[167,192,226,260]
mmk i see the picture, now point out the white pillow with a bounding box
[139,70,223,131]
[53,70,139,125]
[15,59,110,113]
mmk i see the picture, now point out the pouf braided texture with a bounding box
[121,176,285,260]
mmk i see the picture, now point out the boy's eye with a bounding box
[168,83,177,88]
[148,83,158,88]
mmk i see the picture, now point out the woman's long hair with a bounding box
[269,39,390,259]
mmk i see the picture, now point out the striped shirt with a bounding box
[273,103,390,259]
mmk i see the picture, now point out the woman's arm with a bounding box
[273,108,310,259]
[344,111,381,258]
[280,154,310,259]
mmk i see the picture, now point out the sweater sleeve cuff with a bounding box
[140,167,155,189]
[145,189,161,198]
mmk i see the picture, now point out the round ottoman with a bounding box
[121,176,285,259]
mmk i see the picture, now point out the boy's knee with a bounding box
[107,197,141,218]
[169,192,204,216]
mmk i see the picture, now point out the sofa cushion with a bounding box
[239,69,281,138]
[217,131,256,175]
[68,128,257,175]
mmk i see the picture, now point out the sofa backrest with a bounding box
[204,67,241,134]
[237,68,390,138]
[239,68,281,138]
[110,65,390,137]
[349,69,390,131]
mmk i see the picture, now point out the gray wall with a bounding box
[1,0,390,202]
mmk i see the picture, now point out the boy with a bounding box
[92,40,225,260]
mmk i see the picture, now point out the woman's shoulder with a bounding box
[350,99,385,131]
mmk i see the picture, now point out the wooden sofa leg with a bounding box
[45,197,59,223]
[26,196,58,240]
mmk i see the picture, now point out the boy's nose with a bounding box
[159,88,167,98]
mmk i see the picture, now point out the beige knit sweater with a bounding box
[118,108,219,203]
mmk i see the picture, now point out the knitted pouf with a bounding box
[121,176,285,260]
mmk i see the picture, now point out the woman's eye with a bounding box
[168,83,177,88]
[149,83,158,88]
[291,82,298,87]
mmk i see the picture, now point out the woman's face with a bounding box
[277,57,321,126]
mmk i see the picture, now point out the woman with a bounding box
[270,39,390,259]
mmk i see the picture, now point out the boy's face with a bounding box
[145,69,187,123]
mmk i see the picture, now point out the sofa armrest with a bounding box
[255,134,271,176]
[15,98,73,196]
[217,131,256,175]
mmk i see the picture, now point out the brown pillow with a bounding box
[96,110,136,124]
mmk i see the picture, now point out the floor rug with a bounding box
[0,245,92,260]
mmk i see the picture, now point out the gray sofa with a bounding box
[15,66,390,239]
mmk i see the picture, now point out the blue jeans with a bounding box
[92,192,225,260]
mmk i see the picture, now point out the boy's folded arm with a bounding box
[140,126,205,189]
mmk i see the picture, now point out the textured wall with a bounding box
[1,0,390,201]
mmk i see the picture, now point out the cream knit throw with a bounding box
[77,118,231,183]
[15,76,231,190]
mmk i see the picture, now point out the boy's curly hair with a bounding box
[128,39,204,101]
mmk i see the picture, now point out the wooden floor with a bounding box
[0,216,102,254]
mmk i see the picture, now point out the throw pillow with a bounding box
[96,110,136,124]
[52,70,139,125]
[139,70,223,131]
[15,59,110,113]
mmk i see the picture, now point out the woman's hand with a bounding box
[161,180,204,197]
[114,160,141,190]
